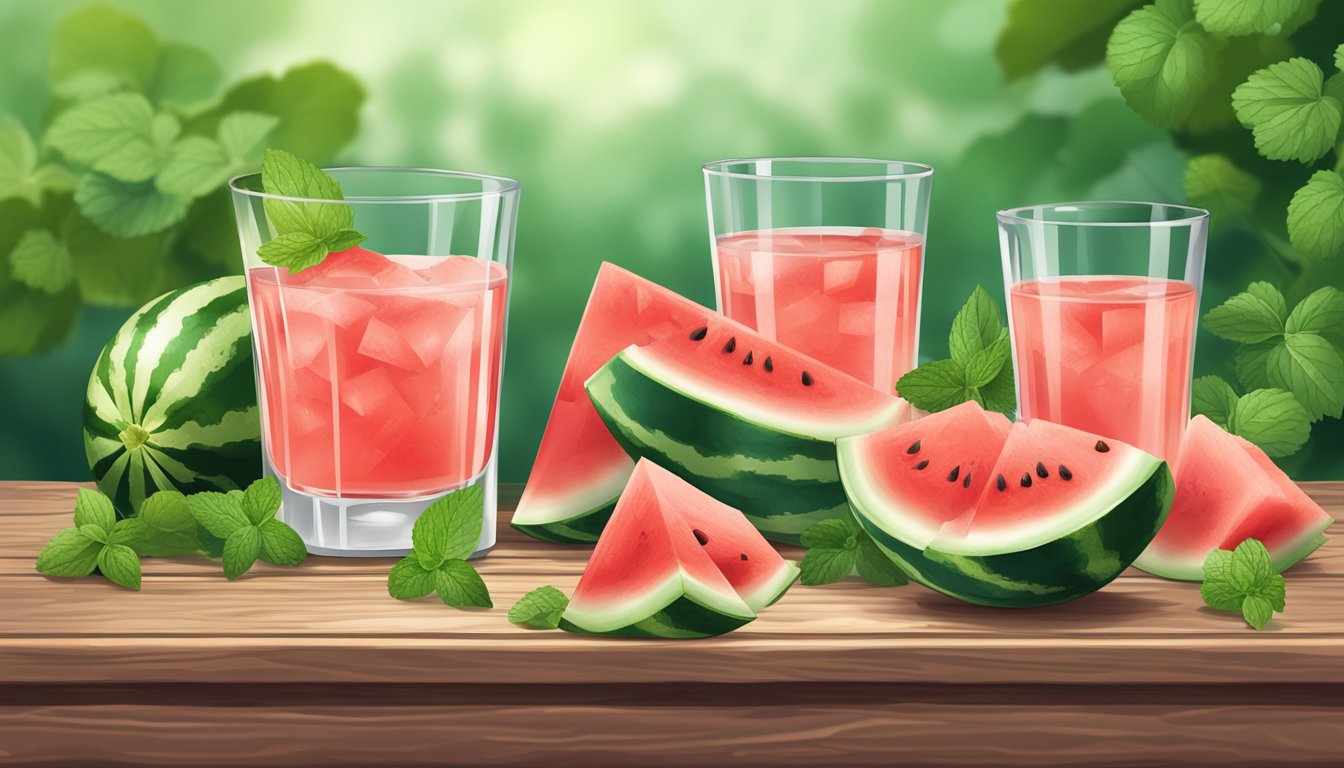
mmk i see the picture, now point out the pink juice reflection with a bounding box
[248,247,507,497]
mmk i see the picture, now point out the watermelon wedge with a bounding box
[586,315,910,544]
[839,404,1173,607]
[1134,415,1333,581]
[559,459,798,638]
[513,263,710,543]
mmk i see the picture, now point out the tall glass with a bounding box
[704,158,933,392]
[998,201,1208,462]
[230,168,519,556]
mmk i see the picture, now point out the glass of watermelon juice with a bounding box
[229,168,519,556]
[998,201,1209,463]
[703,158,934,393]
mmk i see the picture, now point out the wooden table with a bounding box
[1,481,1341,766]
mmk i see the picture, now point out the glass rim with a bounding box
[997,200,1209,228]
[702,156,934,182]
[228,165,521,205]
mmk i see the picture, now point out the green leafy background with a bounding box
[1,0,1341,481]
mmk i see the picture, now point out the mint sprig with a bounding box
[799,517,908,587]
[508,586,569,629]
[186,477,307,579]
[256,148,366,272]
[1201,538,1286,629]
[387,486,493,609]
[897,286,1015,416]
[36,488,142,590]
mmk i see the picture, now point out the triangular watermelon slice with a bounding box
[512,263,711,543]
[1134,415,1333,580]
[560,459,798,638]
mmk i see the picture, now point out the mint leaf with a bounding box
[979,363,1017,416]
[130,490,199,556]
[1231,537,1277,590]
[1236,341,1275,390]
[217,112,279,164]
[0,280,79,356]
[50,5,158,92]
[800,518,857,550]
[1184,154,1261,227]
[186,491,250,539]
[35,528,101,577]
[325,229,366,252]
[1201,539,1286,628]
[79,524,108,544]
[258,519,307,565]
[256,232,330,272]
[854,534,908,586]
[1192,375,1238,427]
[150,43,221,107]
[46,94,162,182]
[995,0,1143,81]
[435,560,493,608]
[964,336,1010,389]
[949,285,1003,363]
[96,543,142,590]
[242,477,281,525]
[1106,0,1217,127]
[1241,593,1274,628]
[1337,42,1344,72]
[1200,550,1244,610]
[1228,388,1311,457]
[222,524,262,580]
[74,173,188,238]
[9,230,72,294]
[54,69,124,101]
[73,488,116,532]
[63,212,167,306]
[260,148,352,234]
[1203,282,1286,343]
[412,485,484,567]
[800,546,856,586]
[211,63,364,162]
[387,556,438,600]
[508,586,570,629]
[1267,332,1344,420]
[156,136,231,198]
[897,359,973,413]
[0,120,72,206]
[1232,58,1342,163]
[1286,286,1344,336]
[1194,0,1304,36]
[1286,170,1344,261]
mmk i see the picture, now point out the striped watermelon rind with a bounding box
[559,595,754,639]
[83,276,262,517]
[509,457,629,544]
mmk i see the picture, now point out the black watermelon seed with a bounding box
[740,553,749,561]
[1036,461,1049,479]
[763,356,774,372]
[689,326,708,341]
[1059,464,1073,481]
[1095,440,1110,453]
[723,337,737,354]
[947,465,960,482]
[914,460,929,470]
[996,474,1007,491]
[693,529,709,545]
[801,371,814,386]
[906,440,921,455]
[962,473,972,488]
[743,351,754,365]
[1020,472,1032,488]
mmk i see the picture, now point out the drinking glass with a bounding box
[703,157,934,392]
[998,201,1209,462]
[230,168,519,556]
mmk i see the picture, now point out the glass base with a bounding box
[268,458,497,558]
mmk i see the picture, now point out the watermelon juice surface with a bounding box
[714,227,923,392]
[1009,276,1198,462]
[247,248,507,498]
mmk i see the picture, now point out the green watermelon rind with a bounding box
[82,277,263,518]
[560,569,757,639]
[510,455,631,544]
[846,461,1174,608]
[585,348,904,545]
[1133,525,1332,581]
[559,595,754,639]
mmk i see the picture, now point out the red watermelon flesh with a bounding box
[513,263,710,540]
[1133,415,1332,580]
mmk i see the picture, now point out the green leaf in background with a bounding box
[96,543,142,590]
[222,523,262,580]
[1064,98,1165,186]
[1184,154,1262,227]
[1229,388,1312,456]
[1287,170,1344,261]
[217,112,279,164]
[949,285,1004,363]
[1336,42,1344,72]
[996,0,1145,80]
[1202,281,1286,343]
[1193,0,1303,36]
[1106,0,1217,127]
[157,136,232,198]
[8,230,72,294]
[209,63,365,162]
[0,280,80,357]
[0,120,74,206]
[149,43,222,107]
[1231,58,1342,163]
[1236,341,1276,390]
[1267,332,1344,420]
[1179,34,1292,135]
[63,212,166,306]
[74,172,188,238]
[508,586,570,629]
[45,93,162,182]
[53,69,125,102]
[1286,286,1344,337]
[434,559,493,608]
[50,4,159,92]
[1192,375,1239,426]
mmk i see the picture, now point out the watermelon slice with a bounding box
[559,459,798,637]
[1133,415,1333,581]
[512,263,711,543]
[839,404,1173,607]
[586,315,910,544]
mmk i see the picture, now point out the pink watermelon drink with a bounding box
[248,247,508,497]
[1009,276,1198,462]
[714,227,924,393]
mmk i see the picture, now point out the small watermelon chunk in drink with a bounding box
[248,246,507,498]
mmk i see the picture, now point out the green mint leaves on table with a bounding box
[508,586,570,629]
[186,477,308,579]
[896,285,1015,416]
[799,517,908,587]
[387,485,493,609]
[256,148,366,272]
[1201,539,1286,630]
[36,488,142,590]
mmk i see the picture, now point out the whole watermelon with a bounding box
[83,276,263,517]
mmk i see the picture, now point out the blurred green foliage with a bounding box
[0,0,1339,481]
